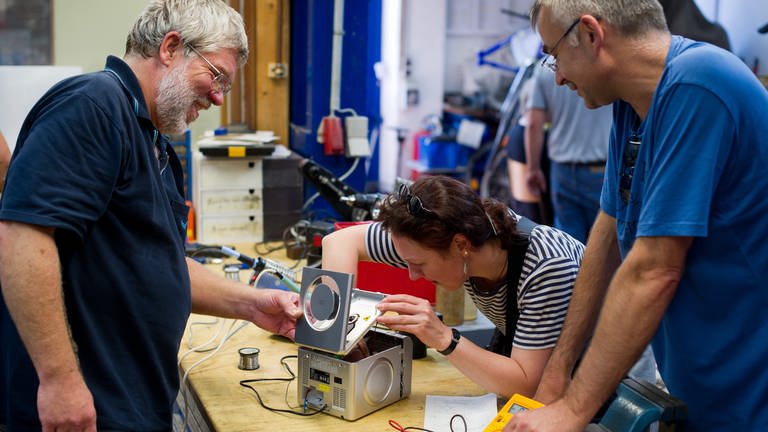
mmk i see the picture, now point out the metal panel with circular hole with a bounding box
[295,267,385,355]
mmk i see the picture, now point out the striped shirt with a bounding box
[365,216,584,350]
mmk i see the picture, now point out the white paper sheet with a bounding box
[424,393,499,432]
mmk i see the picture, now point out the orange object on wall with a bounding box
[186,200,196,243]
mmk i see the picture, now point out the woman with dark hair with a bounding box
[321,175,584,398]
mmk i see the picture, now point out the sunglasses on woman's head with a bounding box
[396,184,436,218]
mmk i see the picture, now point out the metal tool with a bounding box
[586,378,687,432]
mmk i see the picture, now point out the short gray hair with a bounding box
[125,0,249,67]
[530,0,668,38]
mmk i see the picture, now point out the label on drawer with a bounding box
[200,189,263,215]
[198,215,264,244]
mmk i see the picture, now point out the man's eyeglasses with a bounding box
[186,44,232,96]
[540,18,581,72]
[397,183,436,218]
[619,135,641,204]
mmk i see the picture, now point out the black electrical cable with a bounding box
[187,245,230,258]
[238,355,326,417]
[388,414,467,432]
[450,414,468,432]
[279,221,310,269]
[253,241,286,256]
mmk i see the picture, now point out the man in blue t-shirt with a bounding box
[0,1,301,431]
[506,1,768,431]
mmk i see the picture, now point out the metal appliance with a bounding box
[295,267,412,420]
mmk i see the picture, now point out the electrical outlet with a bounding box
[344,116,371,158]
[268,62,288,79]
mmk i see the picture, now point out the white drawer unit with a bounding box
[192,150,303,244]
[193,151,264,243]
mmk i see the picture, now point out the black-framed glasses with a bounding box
[397,183,436,218]
[186,44,232,96]
[619,135,641,204]
[540,18,581,72]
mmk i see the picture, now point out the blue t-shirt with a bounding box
[601,37,768,431]
[0,56,191,430]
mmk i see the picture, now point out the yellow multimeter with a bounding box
[483,393,545,432]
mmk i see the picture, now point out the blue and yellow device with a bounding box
[483,393,545,432]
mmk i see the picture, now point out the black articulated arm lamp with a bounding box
[298,158,385,221]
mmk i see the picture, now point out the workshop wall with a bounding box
[441,0,768,101]
[444,0,533,95]
[33,0,766,198]
[375,0,767,192]
[696,0,768,74]
[378,0,447,190]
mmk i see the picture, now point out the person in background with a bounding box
[0,132,10,193]
[506,1,768,431]
[523,65,612,244]
[323,175,585,398]
[505,78,553,226]
[0,1,301,430]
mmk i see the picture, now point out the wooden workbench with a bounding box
[177,245,488,431]
[177,316,487,431]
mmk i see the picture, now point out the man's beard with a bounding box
[155,60,204,134]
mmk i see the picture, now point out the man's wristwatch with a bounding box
[438,328,461,356]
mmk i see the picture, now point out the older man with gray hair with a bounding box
[0,1,301,430]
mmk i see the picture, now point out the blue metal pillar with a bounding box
[290,0,382,220]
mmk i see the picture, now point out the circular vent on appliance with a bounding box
[302,274,341,331]
[363,358,394,405]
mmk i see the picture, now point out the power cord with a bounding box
[249,267,300,293]
[253,241,287,256]
[178,318,249,431]
[186,244,230,258]
[239,355,327,417]
[388,414,467,432]
[184,317,221,352]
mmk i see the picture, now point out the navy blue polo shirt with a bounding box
[0,56,191,430]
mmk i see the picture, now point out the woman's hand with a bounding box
[376,293,452,350]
